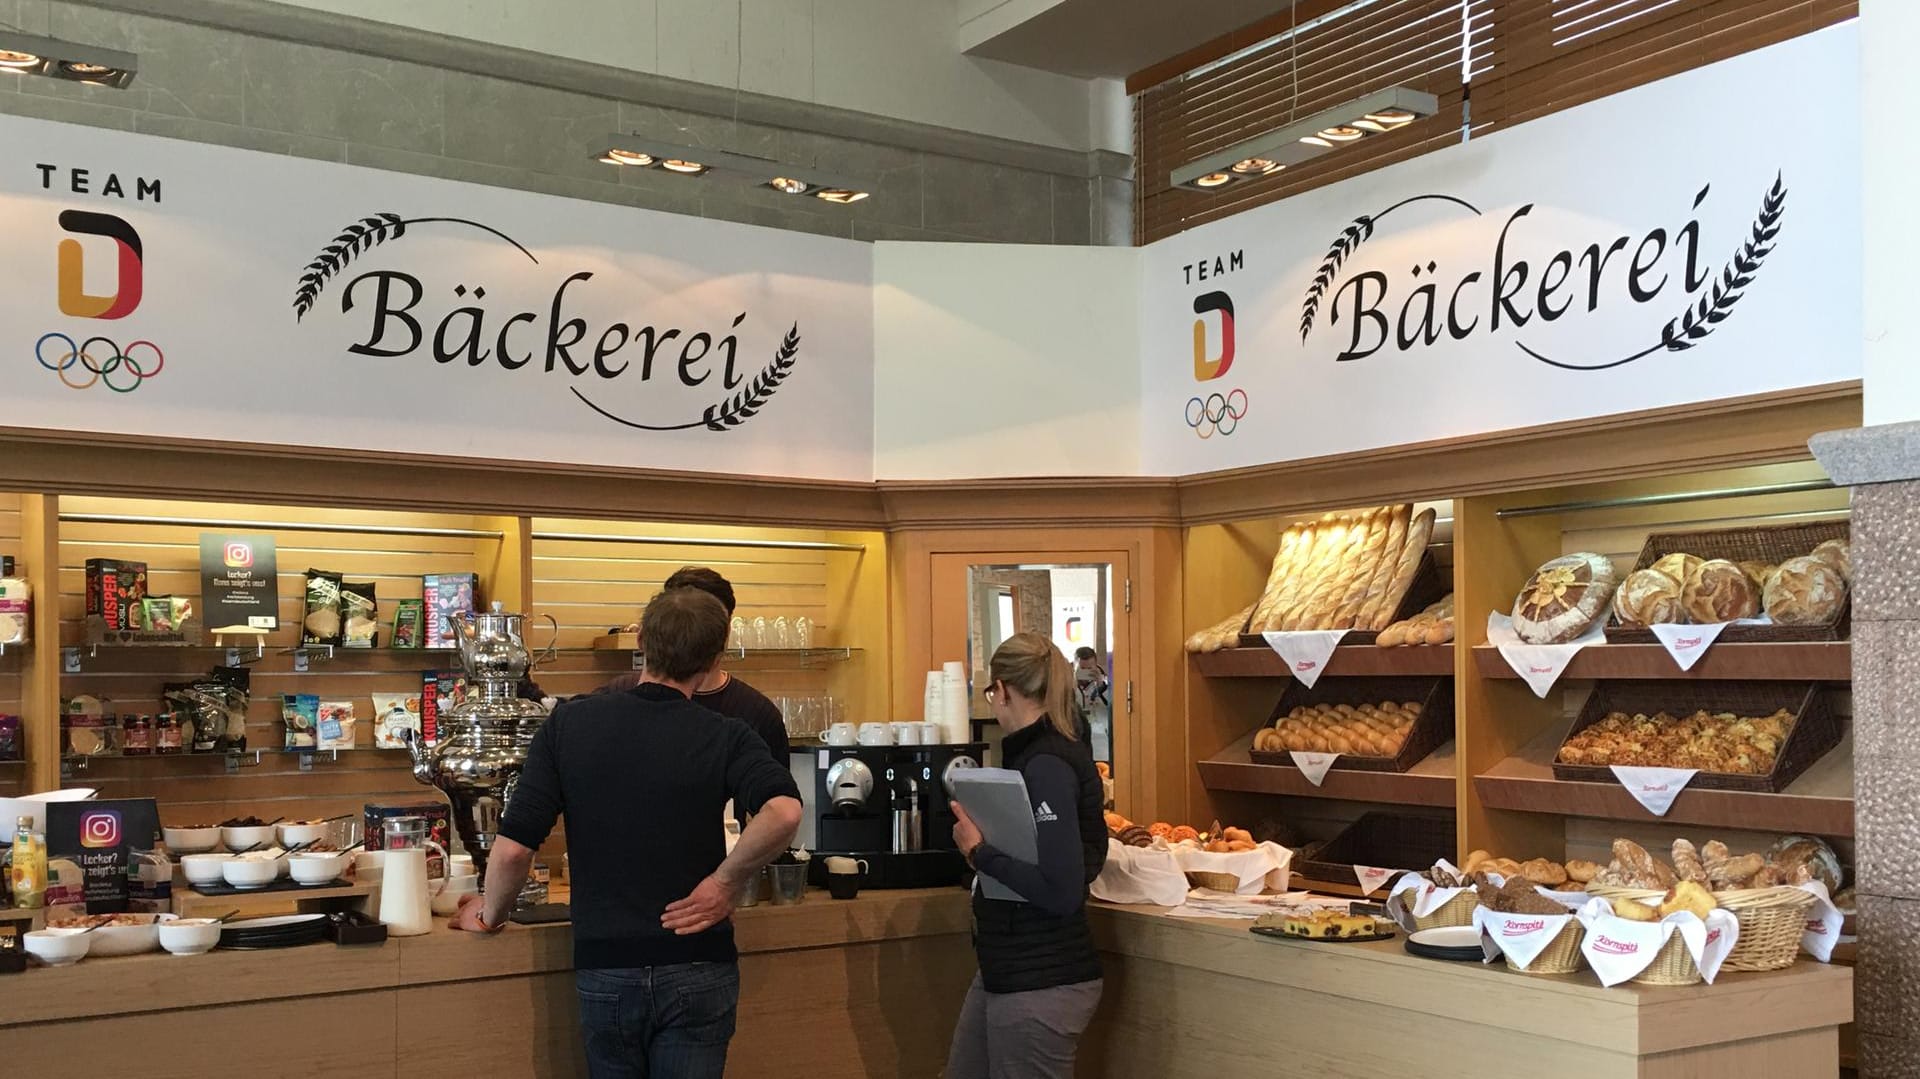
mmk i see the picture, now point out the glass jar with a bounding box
[156,714,182,755]
[122,715,153,756]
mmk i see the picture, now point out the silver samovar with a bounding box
[405,602,555,883]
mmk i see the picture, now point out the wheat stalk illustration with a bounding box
[703,324,801,432]
[1300,215,1375,342]
[293,213,407,321]
[1661,173,1786,351]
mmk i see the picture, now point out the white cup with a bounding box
[891,721,920,746]
[857,723,893,746]
[918,722,943,745]
[447,854,475,878]
[824,723,856,746]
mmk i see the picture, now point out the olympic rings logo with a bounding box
[1184,388,1247,439]
[36,332,165,393]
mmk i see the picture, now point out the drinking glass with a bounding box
[772,616,792,649]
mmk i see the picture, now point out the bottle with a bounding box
[11,816,45,910]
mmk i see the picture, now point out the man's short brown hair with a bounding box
[641,587,730,681]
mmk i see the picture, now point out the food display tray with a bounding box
[1251,925,1395,944]
[1604,521,1851,643]
[1551,680,1839,793]
[188,877,350,896]
[1238,550,1448,648]
[1292,811,1455,885]
[1247,676,1452,774]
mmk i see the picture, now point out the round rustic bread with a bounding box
[1737,560,1778,591]
[1681,559,1761,622]
[1763,555,1846,625]
[1651,552,1704,586]
[1512,552,1618,644]
[1612,567,1684,626]
[1809,538,1851,583]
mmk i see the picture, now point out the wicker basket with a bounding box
[1632,932,1703,986]
[1504,921,1586,975]
[1238,550,1448,648]
[1185,870,1242,893]
[1552,680,1840,794]
[1410,890,1479,932]
[1249,676,1454,774]
[1293,812,1456,885]
[1588,885,1816,973]
[1604,520,1851,643]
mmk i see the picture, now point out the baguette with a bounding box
[1249,518,1320,631]
[1286,508,1380,630]
[1185,601,1257,653]
[1259,515,1344,632]
[1366,507,1437,630]
[1325,506,1397,630]
[1336,503,1410,629]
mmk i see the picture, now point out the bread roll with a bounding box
[1612,567,1684,626]
[1682,559,1761,623]
[1361,507,1437,630]
[1512,552,1618,644]
[1763,555,1846,626]
[1810,538,1851,583]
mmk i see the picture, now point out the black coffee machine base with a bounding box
[807,849,969,890]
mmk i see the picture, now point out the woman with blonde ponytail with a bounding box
[946,632,1106,1079]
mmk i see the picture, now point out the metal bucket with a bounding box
[767,862,807,905]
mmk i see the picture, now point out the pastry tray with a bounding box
[188,877,351,896]
[1247,676,1452,774]
[1292,810,1455,884]
[1550,680,1839,793]
[1238,549,1448,648]
[1604,521,1851,644]
[1250,924,1395,944]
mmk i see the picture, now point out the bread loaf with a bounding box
[1737,560,1778,591]
[1249,521,1315,631]
[1258,515,1344,632]
[1363,507,1436,630]
[1285,508,1378,630]
[1762,555,1846,625]
[1612,567,1684,626]
[1810,538,1851,583]
[1682,559,1760,623]
[1333,504,1409,629]
[1185,602,1256,653]
[1512,552,1617,644]
[1652,552,1703,586]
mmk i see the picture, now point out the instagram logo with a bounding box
[80,810,122,849]
[224,542,253,569]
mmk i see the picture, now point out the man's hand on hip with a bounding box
[662,874,737,935]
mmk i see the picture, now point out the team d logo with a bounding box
[1186,290,1247,439]
[36,209,164,392]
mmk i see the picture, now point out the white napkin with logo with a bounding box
[1608,766,1699,816]
[1289,751,1339,786]
[1574,897,1740,985]
[1260,630,1350,688]
[1385,861,1471,931]
[1472,905,1580,970]
[1487,612,1605,697]
[1089,840,1194,906]
[1647,615,1771,671]
[1353,865,1397,896]
[1797,879,1846,961]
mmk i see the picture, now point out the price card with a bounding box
[293,649,309,673]
[1354,865,1397,895]
[62,647,80,674]
[1289,751,1340,786]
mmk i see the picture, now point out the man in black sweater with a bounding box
[452,587,802,1079]
[662,566,790,765]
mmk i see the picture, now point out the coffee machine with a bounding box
[810,741,986,889]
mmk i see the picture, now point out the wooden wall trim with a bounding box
[0,382,1862,532]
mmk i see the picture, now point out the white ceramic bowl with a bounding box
[157,918,222,956]
[24,927,91,966]
[180,852,234,886]
[163,825,222,854]
[222,824,276,852]
[277,822,331,848]
[431,875,480,916]
[222,857,279,889]
[288,851,346,885]
[87,917,166,957]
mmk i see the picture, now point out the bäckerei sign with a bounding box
[1142,23,1861,474]
[1,113,873,481]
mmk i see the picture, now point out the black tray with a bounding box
[324,911,388,945]
[1405,940,1484,962]
[189,876,351,896]
[510,903,572,925]
[1250,924,1395,944]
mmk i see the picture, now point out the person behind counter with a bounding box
[946,632,1106,1079]
[453,586,803,1079]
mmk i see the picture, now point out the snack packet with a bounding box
[340,582,377,649]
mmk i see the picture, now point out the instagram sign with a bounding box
[80,809,122,848]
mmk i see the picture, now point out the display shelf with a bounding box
[1472,721,1854,837]
[58,643,458,675]
[1470,641,1851,681]
[1190,644,1454,678]
[1196,731,1456,807]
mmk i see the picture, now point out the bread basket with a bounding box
[1588,884,1815,972]
[1504,921,1585,975]
[1410,890,1478,932]
[1632,932,1703,986]
[1185,870,1242,893]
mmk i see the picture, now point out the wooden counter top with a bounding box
[0,886,972,1030]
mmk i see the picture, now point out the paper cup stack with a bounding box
[941,662,970,745]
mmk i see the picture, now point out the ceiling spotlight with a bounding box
[767,177,813,195]
[1171,86,1437,193]
[596,133,876,205]
[814,189,869,204]
[661,159,707,175]
[0,32,136,87]
[603,148,655,167]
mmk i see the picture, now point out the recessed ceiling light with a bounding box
[604,148,655,167]
[1230,158,1283,176]
[1171,87,1437,193]
[1318,125,1366,142]
[767,177,812,195]
[0,50,40,69]
[1192,172,1234,188]
[661,159,707,175]
[0,32,136,86]
[814,189,869,204]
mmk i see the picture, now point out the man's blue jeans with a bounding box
[575,963,740,1078]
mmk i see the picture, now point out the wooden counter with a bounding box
[1084,904,1855,1078]
[0,887,974,1079]
[0,896,1856,1078]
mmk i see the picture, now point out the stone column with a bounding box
[1812,421,1920,1076]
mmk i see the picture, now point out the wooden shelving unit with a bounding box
[1191,644,1454,678]
[1471,641,1852,682]
[1197,732,1455,807]
[1473,722,1854,837]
